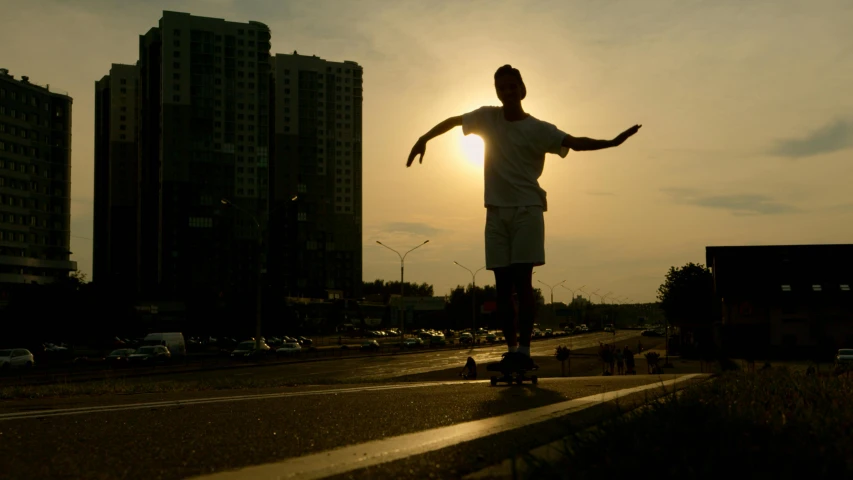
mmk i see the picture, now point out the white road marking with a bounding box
[189,374,703,480]
[0,381,479,421]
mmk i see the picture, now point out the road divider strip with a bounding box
[0,381,479,421]
[189,374,703,480]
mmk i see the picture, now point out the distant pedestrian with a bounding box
[607,345,616,375]
[616,347,624,375]
[624,346,636,375]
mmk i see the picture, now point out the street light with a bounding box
[559,284,585,304]
[590,289,602,303]
[559,284,584,348]
[453,261,485,338]
[537,279,566,304]
[376,240,429,345]
[222,196,297,350]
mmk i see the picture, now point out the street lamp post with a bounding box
[453,261,485,338]
[222,196,297,350]
[537,279,566,304]
[559,284,584,348]
[538,279,566,331]
[376,240,429,345]
[602,292,614,331]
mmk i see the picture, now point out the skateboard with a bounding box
[488,366,538,386]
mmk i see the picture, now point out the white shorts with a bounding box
[485,206,545,270]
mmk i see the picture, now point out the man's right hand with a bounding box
[406,137,427,167]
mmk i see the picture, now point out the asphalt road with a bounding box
[0,331,684,479]
[2,331,650,387]
[0,373,704,480]
[91,330,647,386]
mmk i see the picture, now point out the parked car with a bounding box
[276,342,302,356]
[361,340,380,351]
[128,345,171,363]
[403,338,424,348]
[429,334,447,347]
[297,336,313,347]
[485,333,498,343]
[459,332,474,345]
[544,329,553,337]
[836,349,853,365]
[0,349,34,370]
[143,332,187,357]
[106,348,136,366]
[230,340,271,358]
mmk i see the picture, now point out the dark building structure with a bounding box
[707,244,853,358]
[0,69,76,291]
[94,12,274,330]
[94,64,139,293]
[269,53,363,301]
[94,11,364,332]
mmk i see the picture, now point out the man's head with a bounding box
[494,64,526,105]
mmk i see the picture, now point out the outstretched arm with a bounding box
[406,116,463,167]
[562,124,642,152]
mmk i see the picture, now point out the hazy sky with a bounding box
[2,0,852,303]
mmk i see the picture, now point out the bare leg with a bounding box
[511,264,535,348]
[494,267,517,349]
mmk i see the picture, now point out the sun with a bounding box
[458,132,485,167]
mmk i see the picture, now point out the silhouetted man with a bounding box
[407,65,641,371]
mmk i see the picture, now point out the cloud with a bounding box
[770,118,853,158]
[662,188,801,216]
[380,222,444,237]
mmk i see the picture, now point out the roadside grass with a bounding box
[0,376,383,400]
[523,367,853,479]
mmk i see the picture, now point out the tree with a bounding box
[362,279,434,299]
[656,262,715,329]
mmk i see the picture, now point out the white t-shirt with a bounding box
[463,106,569,212]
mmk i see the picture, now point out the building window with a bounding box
[812,285,822,292]
[781,285,791,292]
[298,212,307,221]
[841,284,850,291]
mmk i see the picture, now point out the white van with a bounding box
[143,332,186,357]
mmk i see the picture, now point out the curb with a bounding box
[463,374,712,479]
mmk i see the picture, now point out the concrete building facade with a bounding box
[0,69,76,287]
